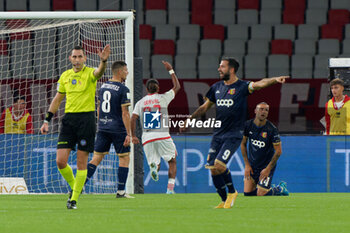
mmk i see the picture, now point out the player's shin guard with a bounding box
[58,164,75,190]
[244,189,257,196]
[85,163,97,185]
[71,169,87,201]
[117,166,129,191]
[221,169,236,193]
[212,174,227,201]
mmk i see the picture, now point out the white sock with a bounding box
[167,178,175,190]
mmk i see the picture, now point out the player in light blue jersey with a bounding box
[184,57,289,208]
[85,61,133,198]
[241,102,289,196]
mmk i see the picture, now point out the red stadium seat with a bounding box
[153,40,175,56]
[191,10,212,26]
[145,0,166,10]
[10,32,31,40]
[328,9,350,27]
[191,0,213,26]
[192,0,213,11]
[82,40,103,54]
[6,19,31,40]
[139,24,153,40]
[203,24,225,41]
[271,39,293,56]
[321,24,343,41]
[52,0,74,10]
[6,19,29,29]
[100,19,122,27]
[284,0,305,11]
[238,0,259,10]
[0,40,8,55]
[283,9,305,25]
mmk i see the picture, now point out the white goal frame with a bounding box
[0,11,135,194]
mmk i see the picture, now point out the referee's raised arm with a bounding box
[93,44,111,79]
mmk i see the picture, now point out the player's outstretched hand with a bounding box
[99,44,111,62]
[40,122,49,135]
[162,60,173,71]
[275,76,289,84]
[123,135,130,147]
[132,136,140,144]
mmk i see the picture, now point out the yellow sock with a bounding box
[58,164,75,190]
[71,169,87,202]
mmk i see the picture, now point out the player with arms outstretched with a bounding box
[40,45,110,209]
[241,102,289,196]
[184,57,288,208]
[131,61,180,194]
[85,61,133,198]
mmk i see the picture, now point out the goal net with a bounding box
[0,12,134,194]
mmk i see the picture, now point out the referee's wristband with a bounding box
[169,69,175,75]
[44,112,54,123]
[102,59,107,63]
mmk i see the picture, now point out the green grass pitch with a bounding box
[1,193,350,233]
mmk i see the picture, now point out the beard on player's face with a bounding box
[221,72,230,81]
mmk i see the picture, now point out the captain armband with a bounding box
[44,112,54,123]
[248,82,255,92]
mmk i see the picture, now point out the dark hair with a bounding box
[14,95,25,104]
[221,57,240,73]
[146,79,159,94]
[72,45,85,54]
[330,78,344,87]
[112,61,127,75]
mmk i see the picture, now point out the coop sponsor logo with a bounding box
[0,178,29,194]
[216,99,234,107]
[251,139,266,148]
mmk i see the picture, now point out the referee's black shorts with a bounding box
[57,112,96,153]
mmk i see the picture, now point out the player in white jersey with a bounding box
[131,61,180,194]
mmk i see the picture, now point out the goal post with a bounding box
[0,11,134,194]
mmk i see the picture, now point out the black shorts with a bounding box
[205,136,241,168]
[57,112,96,153]
[251,166,276,190]
[94,131,130,156]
